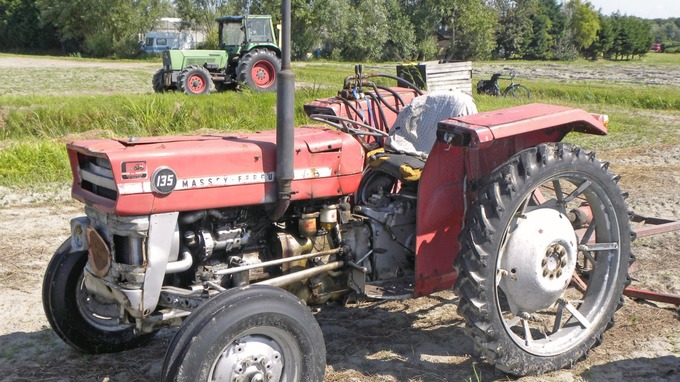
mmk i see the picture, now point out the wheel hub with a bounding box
[212,335,284,382]
[499,208,578,315]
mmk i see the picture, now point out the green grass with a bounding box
[1,54,678,187]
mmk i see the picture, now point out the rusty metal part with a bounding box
[87,226,110,277]
[623,288,680,305]
[256,261,345,288]
[214,247,343,276]
[630,214,680,238]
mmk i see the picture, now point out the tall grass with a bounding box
[0,140,70,185]
[1,56,678,187]
[1,88,329,141]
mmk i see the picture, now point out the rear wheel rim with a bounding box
[495,173,622,356]
[251,60,276,88]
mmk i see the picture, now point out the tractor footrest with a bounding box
[364,276,415,300]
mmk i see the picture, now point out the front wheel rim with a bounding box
[209,326,302,382]
[495,173,622,356]
[187,74,206,93]
[76,274,131,332]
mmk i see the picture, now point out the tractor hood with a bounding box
[166,49,229,71]
[67,127,365,215]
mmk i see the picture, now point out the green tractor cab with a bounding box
[153,15,281,95]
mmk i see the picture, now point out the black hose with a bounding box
[179,210,207,225]
[364,92,389,135]
[336,97,366,124]
[372,73,424,96]
[368,83,400,115]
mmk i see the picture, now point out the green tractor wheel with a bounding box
[237,48,281,92]
[178,65,213,95]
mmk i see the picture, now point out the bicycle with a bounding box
[476,69,531,98]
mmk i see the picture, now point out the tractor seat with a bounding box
[367,91,478,182]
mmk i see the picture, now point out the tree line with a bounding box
[1,0,676,61]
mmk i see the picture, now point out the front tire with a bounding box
[152,68,169,93]
[454,143,632,376]
[178,65,213,95]
[237,48,280,92]
[42,240,152,353]
[162,285,326,382]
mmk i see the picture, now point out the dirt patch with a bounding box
[0,58,678,381]
[0,56,159,71]
[473,61,680,87]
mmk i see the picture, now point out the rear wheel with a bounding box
[454,143,632,376]
[237,48,280,92]
[178,65,213,95]
[42,240,152,353]
[162,285,326,382]
[503,84,531,98]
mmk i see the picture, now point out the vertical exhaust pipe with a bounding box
[268,0,294,221]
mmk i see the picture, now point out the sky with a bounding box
[586,0,680,19]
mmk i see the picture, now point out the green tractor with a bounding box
[152,15,281,95]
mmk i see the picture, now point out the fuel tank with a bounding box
[67,126,365,215]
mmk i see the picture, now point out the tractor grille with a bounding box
[77,154,118,201]
[186,57,219,67]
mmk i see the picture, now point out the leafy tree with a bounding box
[399,0,440,60]
[0,0,60,51]
[37,0,169,57]
[382,0,417,61]
[175,0,229,38]
[492,0,536,58]
[525,12,553,59]
[440,0,497,60]
[541,0,565,38]
[288,0,352,60]
[324,0,389,61]
[607,13,654,60]
[565,0,600,51]
[583,14,613,60]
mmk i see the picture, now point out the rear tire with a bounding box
[454,143,632,376]
[237,48,280,92]
[42,240,152,353]
[162,285,326,382]
[503,84,531,98]
[178,65,213,95]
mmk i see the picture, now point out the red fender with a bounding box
[414,104,608,296]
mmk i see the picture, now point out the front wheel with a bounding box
[162,285,326,382]
[152,68,169,93]
[178,65,213,95]
[454,143,632,376]
[42,240,152,353]
[503,84,531,98]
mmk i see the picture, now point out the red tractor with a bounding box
[43,2,637,380]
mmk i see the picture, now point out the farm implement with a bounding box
[43,0,679,380]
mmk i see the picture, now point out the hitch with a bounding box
[624,213,680,306]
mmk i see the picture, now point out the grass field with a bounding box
[0,54,678,187]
